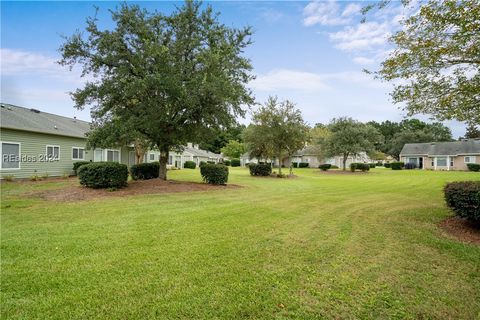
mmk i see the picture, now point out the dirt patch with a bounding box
[439,216,480,245]
[32,179,241,202]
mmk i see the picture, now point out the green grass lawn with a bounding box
[1,168,479,319]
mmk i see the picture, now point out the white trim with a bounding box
[46,144,60,161]
[464,156,476,163]
[71,146,85,160]
[0,141,21,170]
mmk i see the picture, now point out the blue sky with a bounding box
[1,1,466,137]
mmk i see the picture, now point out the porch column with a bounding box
[447,156,450,171]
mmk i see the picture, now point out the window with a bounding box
[408,157,418,166]
[465,156,476,163]
[94,149,104,162]
[1,142,20,169]
[450,158,454,167]
[46,145,60,160]
[168,155,173,165]
[107,150,120,162]
[72,147,85,160]
[149,153,155,161]
[436,157,447,167]
[431,159,434,167]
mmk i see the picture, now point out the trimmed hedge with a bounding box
[405,162,417,169]
[369,163,376,168]
[467,163,480,172]
[249,163,272,176]
[319,164,331,171]
[291,162,298,168]
[199,161,207,167]
[73,161,91,175]
[200,163,229,185]
[444,181,480,221]
[224,160,231,166]
[331,165,339,169]
[184,160,196,169]
[230,158,241,167]
[384,163,391,168]
[376,162,383,167]
[130,162,159,180]
[391,162,404,170]
[298,162,309,168]
[78,162,128,189]
[350,163,370,172]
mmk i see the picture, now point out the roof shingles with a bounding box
[400,140,480,156]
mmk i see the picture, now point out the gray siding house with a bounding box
[400,140,480,170]
[0,103,221,179]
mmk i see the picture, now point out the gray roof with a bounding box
[400,140,480,156]
[1,103,90,139]
[184,146,222,159]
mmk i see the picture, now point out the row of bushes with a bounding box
[391,162,405,170]
[444,181,480,222]
[78,162,128,189]
[248,163,272,176]
[350,163,370,172]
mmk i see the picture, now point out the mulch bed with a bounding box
[439,216,480,245]
[31,179,241,202]
[318,170,369,175]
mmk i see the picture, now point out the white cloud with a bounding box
[329,21,391,51]
[352,56,375,66]
[0,48,86,84]
[302,0,350,26]
[341,3,361,17]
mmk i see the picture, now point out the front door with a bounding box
[419,157,423,169]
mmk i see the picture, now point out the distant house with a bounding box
[400,140,480,170]
[0,103,221,179]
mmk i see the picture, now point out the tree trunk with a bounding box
[343,153,348,171]
[277,156,282,175]
[159,148,169,180]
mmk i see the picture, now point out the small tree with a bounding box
[243,96,310,175]
[465,123,480,139]
[59,2,254,180]
[323,118,382,170]
[220,140,246,159]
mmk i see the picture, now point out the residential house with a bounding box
[0,103,221,179]
[400,140,480,170]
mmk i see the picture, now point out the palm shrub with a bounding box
[249,163,272,176]
[130,162,160,180]
[200,163,229,185]
[444,181,480,221]
[78,162,128,189]
[73,161,91,175]
[319,164,331,171]
[183,160,196,169]
[230,158,241,167]
[467,163,480,172]
[391,162,405,170]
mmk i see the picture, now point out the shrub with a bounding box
[444,181,480,221]
[183,160,196,169]
[224,160,231,166]
[330,165,339,169]
[350,163,370,172]
[384,163,391,168]
[249,163,272,176]
[230,158,241,167]
[467,163,480,172]
[200,163,229,185]
[298,162,309,168]
[73,161,91,175]
[3,175,14,182]
[369,163,376,168]
[130,162,159,180]
[291,162,298,168]
[391,162,404,170]
[319,164,331,171]
[199,161,207,167]
[78,162,128,189]
[405,162,417,170]
[376,162,383,167]
[207,160,215,164]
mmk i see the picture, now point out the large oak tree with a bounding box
[59,1,254,179]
